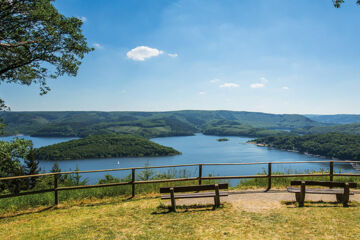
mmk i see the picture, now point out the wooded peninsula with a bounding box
[252,133,360,161]
[34,135,180,160]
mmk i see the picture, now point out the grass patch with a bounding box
[1,169,360,214]
[1,195,360,239]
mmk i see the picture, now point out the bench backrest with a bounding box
[291,181,357,188]
[160,183,228,193]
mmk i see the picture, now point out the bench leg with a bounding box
[295,192,301,202]
[214,184,220,208]
[170,188,176,212]
[298,181,306,207]
[343,183,350,207]
[336,194,343,203]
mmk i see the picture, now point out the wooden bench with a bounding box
[160,184,229,212]
[287,181,357,207]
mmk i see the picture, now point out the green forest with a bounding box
[34,135,180,160]
[253,133,360,160]
[293,123,360,135]
[0,110,325,138]
[202,119,288,137]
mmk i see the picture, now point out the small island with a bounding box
[217,138,229,142]
[251,133,360,160]
[34,134,181,160]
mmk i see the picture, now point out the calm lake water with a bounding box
[1,134,356,185]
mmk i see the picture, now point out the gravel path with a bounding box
[165,190,360,212]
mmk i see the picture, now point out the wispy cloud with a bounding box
[250,83,265,88]
[282,86,289,90]
[93,43,104,49]
[199,91,206,95]
[210,78,220,83]
[127,46,164,61]
[220,83,239,88]
[168,53,178,58]
[250,77,268,88]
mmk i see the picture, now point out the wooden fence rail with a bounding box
[0,160,359,206]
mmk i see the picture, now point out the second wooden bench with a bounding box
[287,180,357,207]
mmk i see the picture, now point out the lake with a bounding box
[1,134,357,185]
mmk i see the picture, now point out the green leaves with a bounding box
[333,0,360,8]
[0,0,93,95]
[333,0,345,8]
[0,137,39,194]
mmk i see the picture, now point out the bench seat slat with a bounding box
[160,183,228,193]
[287,187,354,195]
[161,192,228,200]
[290,181,357,188]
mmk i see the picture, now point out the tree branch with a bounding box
[0,39,40,48]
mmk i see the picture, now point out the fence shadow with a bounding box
[152,203,224,214]
[0,206,53,220]
[283,200,359,208]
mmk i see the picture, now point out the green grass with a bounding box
[1,195,360,239]
[1,169,360,215]
[0,179,220,215]
[1,169,360,239]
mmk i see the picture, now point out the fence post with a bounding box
[330,161,334,188]
[199,164,202,185]
[265,162,272,192]
[131,168,135,198]
[54,174,58,206]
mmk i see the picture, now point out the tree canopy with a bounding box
[34,134,181,160]
[333,0,360,8]
[253,133,360,160]
[0,0,93,100]
[0,138,39,194]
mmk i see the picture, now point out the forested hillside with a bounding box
[306,114,360,125]
[202,119,288,137]
[34,135,180,160]
[0,110,324,138]
[253,133,360,160]
[293,123,360,136]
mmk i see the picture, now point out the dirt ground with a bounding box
[165,190,360,212]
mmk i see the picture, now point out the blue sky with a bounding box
[2,0,360,114]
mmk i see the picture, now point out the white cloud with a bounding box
[220,83,239,88]
[250,77,268,89]
[168,53,178,58]
[210,78,220,83]
[199,91,206,95]
[260,77,268,84]
[77,16,87,22]
[127,46,164,61]
[93,43,104,49]
[250,83,265,88]
[282,86,289,90]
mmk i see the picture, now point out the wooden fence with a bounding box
[0,160,359,206]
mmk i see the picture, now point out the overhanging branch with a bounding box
[0,39,40,48]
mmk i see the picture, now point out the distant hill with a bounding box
[34,135,180,160]
[202,119,288,137]
[293,123,360,136]
[0,110,325,138]
[305,114,360,125]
